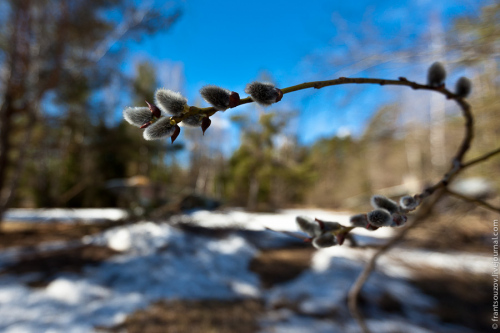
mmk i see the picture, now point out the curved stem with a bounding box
[172,76,478,333]
[177,76,470,120]
[462,146,500,168]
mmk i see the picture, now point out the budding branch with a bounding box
[195,75,499,333]
[152,75,500,333]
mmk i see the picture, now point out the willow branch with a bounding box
[186,76,473,210]
[306,78,471,332]
[177,76,471,120]
[462,146,500,169]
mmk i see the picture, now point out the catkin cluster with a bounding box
[296,216,345,249]
[427,61,472,97]
[122,81,283,142]
[295,194,420,249]
[348,194,419,229]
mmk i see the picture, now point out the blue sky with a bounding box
[120,0,485,149]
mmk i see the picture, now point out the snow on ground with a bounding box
[261,249,474,333]
[0,208,488,332]
[0,222,260,332]
[4,208,128,223]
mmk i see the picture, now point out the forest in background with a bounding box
[0,1,499,217]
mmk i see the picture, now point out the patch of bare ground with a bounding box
[249,244,315,288]
[403,210,493,253]
[408,266,490,332]
[0,220,127,249]
[0,245,118,287]
[97,299,264,333]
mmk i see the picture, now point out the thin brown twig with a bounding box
[176,76,470,119]
[462,146,500,168]
[446,189,500,213]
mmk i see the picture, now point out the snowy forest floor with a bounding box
[0,208,493,333]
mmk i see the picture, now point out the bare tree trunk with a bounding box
[0,98,15,213]
[0,3,29,225]
[0,112,35,215]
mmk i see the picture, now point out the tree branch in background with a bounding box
[446,188,500,213]
[462,146,500,168]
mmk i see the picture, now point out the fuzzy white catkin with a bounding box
[350,214,368,228]
[296,215,321,237]
[245,82,279,106]
[455,77,472,98]
[399,195,418,210]
[371,195,399,214]
[427,62,446,87]
[143,117,175,140]
[312,232,337,249]
[200,85,231,111]
[155,88,187,116]
[123,107,152,127]
[367,209,393,227]
[320,221,342,232]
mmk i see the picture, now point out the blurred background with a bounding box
[0,0,498,332]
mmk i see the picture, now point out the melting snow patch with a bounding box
[0,210,486,333]
[0,222,261,332]
[46,279,81,304]
[4,208,128,223]
[107,228,131,252]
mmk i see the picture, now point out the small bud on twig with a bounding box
[391,213,407,226]
[427,62,446,87]
[455,77,472,98]
[228,91,241,108]
[171,125,181,143]
[336,232,347,246]
[366,224,379,231]
[201,117,211,135]
[367,209,392,227]
[140,120,153,129]
[145,100,162,118]
[155,88,188,116]
[123,107,153,127]
[371,195,399,214]
[143,116,176,140]
[245,82,283,106]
